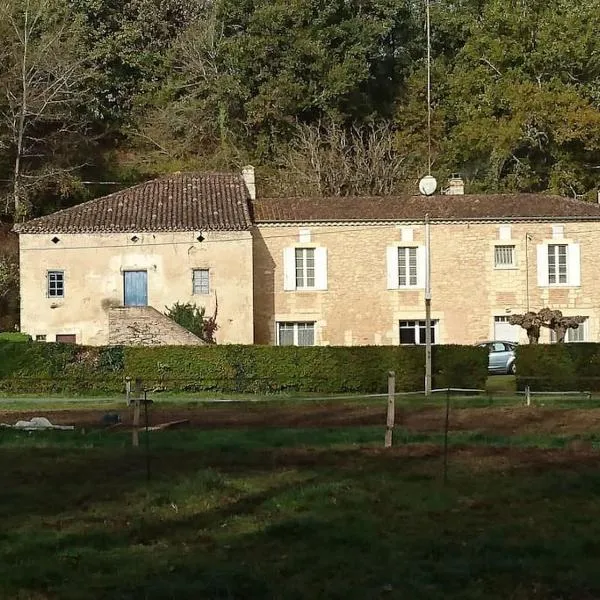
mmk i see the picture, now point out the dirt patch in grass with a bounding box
[2,403,600,436]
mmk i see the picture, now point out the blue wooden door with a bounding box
[123,271,148,306]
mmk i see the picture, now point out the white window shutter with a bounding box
[314,247,328,290]
[386,246,399,289]
[537,244,549,287]
[283,247,296,290]
[568,243,581,287]
[416,246,427,289]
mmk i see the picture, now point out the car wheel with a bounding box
[508,362,516,375]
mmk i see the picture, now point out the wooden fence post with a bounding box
[132,378,142,448]
[385,371,395,448]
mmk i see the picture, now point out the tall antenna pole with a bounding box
[425,213,432,396]
[426,0,432,176]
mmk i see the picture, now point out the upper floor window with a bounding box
[283,247,327,291]
[537,242,580,287]
[192,269,210,295]
[398,247,418,286]
[387,245,425,289]
[399,320,438,345]
[548,244,567,284]
[295,248,315,288]
[47,271,64,298]
[494,245,515,269]
[277,322,315,346]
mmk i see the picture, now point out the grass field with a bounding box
[2,387,600,599]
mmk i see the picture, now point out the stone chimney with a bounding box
[242,165,256,200]
[444,174,465,195]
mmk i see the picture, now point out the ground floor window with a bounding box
[399,320,438,345]
[277,322,315,346]
[550,317,588,343]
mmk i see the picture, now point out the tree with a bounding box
[0,0,88,218]
[396,0,600,195]
[509,311,544,344]
[163,0,419,160]
[538,308,586,343]
[0,255,18,302]
[510,308,586,343]
[279,120,408,196]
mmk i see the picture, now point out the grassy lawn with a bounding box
[2,425,600,599]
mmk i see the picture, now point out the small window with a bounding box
[398,247,418,287]
[47,271,64,298]
[277,322,315,346]
[548,244,568,284]
[55,334,76,344]
[192,269,210,295]
[35,334,46,342]
[494,245,515,268]
[295,248,315,289]
[399,320,438,345]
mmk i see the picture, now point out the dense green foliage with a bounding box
[2,0,600,219]
[516,343,600,391]
[0,340,487,394]
[164,301,217,343]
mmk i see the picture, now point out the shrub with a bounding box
[516,343,600,391]
[0,332,31,342]
[124,344,487,394]
[164,302,218,343]
[0,341,487,395]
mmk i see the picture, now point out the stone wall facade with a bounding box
[253,221,600,346]
[19,230,254,345]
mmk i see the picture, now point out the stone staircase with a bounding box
[108,306,205,346]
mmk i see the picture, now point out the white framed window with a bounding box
[548,244,567,284]
[494,245,515,268]
[387,245,425,289]
[47,271,64,298]
[536,242,580,287]
[277,322,315,346]
[35,334,47,342]
[295,248,315,288]
[398,247,418,286]
[283,247,327,291]
[399,320,438,345]
[192,269,210,294]
[550,318,588,343]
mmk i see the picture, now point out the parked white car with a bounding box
[477,340,517,375]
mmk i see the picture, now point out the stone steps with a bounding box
[108,306,205,346]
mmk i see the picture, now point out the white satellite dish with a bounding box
[419,175,437,196]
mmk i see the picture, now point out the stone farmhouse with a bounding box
[14,168,600,346]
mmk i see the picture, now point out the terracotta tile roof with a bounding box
[252,194,600,223]
[15,173,252,233]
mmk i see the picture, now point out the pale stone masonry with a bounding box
[14,168,600,346]
[108,307,205,346]
[252,221,600,346]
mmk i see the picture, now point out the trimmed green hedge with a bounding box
[0,341,487,395]
[516,343,600,391]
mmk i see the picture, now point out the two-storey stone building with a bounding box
[14,167,600,346]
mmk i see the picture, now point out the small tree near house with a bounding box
[164,299,218,344]
[509,308,586,343]
[508,312,544,344]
